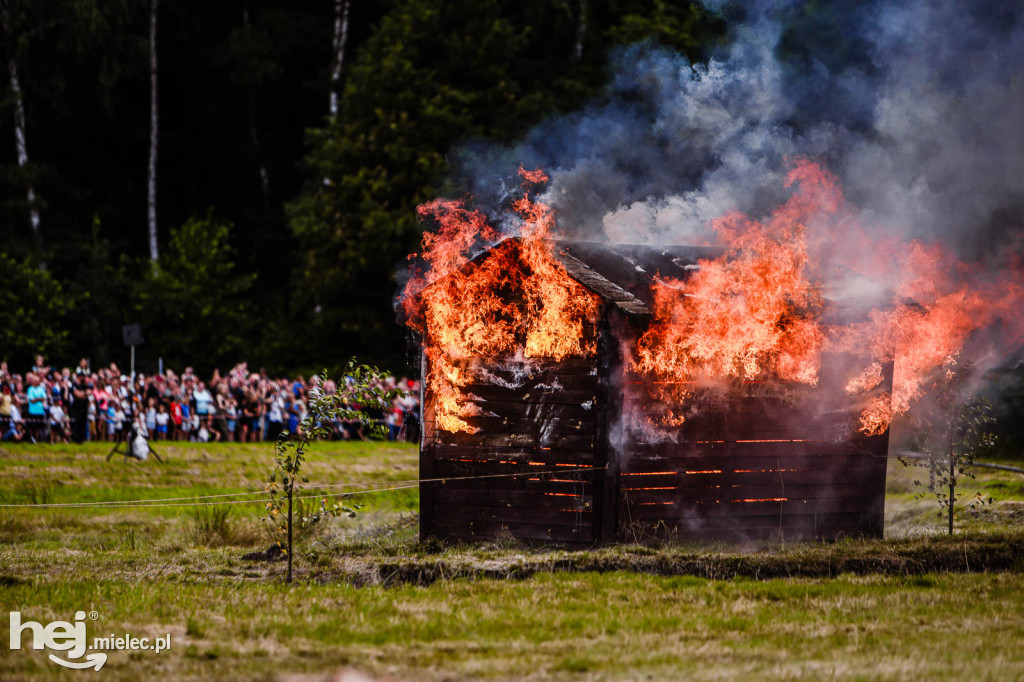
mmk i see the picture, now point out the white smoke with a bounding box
[452,0,1024,259]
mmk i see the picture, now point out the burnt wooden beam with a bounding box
[553,248,652,321]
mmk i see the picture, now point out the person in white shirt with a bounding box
[193,381,215,431]
[49,402,67,443]
[266,390,285,440]
[154,404,170,440]
[3,403,24,442]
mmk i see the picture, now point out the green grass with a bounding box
[0,441,419,553]
[1,442,1024,680]
[4,571,1024,680]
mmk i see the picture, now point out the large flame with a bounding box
[631,160,1024,435]
[633,161,829,399]
[405,160,1023,438]
[403,169,601,433]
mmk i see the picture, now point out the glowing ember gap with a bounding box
[622,486,679,491]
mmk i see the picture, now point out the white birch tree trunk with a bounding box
[244,0,270,203]
[147,0,159,262]
[329,0,350,118]
[8,54,39,238]
[1,1,41,250]
[573,0,587,63]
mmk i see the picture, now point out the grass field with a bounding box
[1,441,1024,681]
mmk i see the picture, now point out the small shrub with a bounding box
[185,615,205,638]
[119,528,138,551]
[18,482,54,505]
[187,504,235,547]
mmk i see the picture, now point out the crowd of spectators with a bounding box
[0,355,420,445]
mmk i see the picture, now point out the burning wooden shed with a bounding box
[412,236,894,545]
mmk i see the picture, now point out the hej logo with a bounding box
[10,610,173,671]
[9,611,106,671]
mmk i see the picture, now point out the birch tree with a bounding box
[328,0,349,118]
[0,0,41,254]
[243,0,270,203]
[573,0,587,63]
[147,0,159,262]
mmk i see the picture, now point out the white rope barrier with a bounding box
[0,465,607,509]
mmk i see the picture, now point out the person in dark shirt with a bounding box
[71,374,90,443]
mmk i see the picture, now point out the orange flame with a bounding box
[632,160,829,417]
[630,159,1024,435]
[845,362,883,395]
[403,168,601,432]
[406,159,1024,439]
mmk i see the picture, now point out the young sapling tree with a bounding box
[900,358,996,535]
[265,362,401,582]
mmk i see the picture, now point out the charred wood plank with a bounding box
[431,444,598,466]
[456,416,595,435]
[620,453,887,474]
[432,501,592,526]
[434,474,596,493]
[620,482,881,506]
[619,465,883,489]
[460,385,598,405]
[434,488,593,512]
[432,517,593,543]
[622,496,877,519]
[431,431,595,450]
[462,373,598,392]
[459,399,596,420]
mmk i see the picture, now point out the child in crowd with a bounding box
[113,403,126,440]
[145,398,157,438]
[49,401,68,443]
[225,398,238,439]
[154,403,169,441]
[105,401,118,440]
[169,397,182,441]
[179,399,192,441]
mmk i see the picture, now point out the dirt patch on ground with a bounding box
[317,532,1024,587]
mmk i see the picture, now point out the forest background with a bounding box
[1,0,1021,458]
[0,0,742,375]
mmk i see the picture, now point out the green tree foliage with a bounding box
[130,214,255,374]
[0,0,147,261]
[62,217,127,367]
[607,0,729,60]
[287,0,726,369]
[0,254,72,367]
[0,0,728,374]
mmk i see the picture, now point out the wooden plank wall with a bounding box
[616,438,888,542]
[421,343,893,545]
[421,355,603,543]
[614,357,894,543]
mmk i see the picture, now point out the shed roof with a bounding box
[417,237,895,325]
